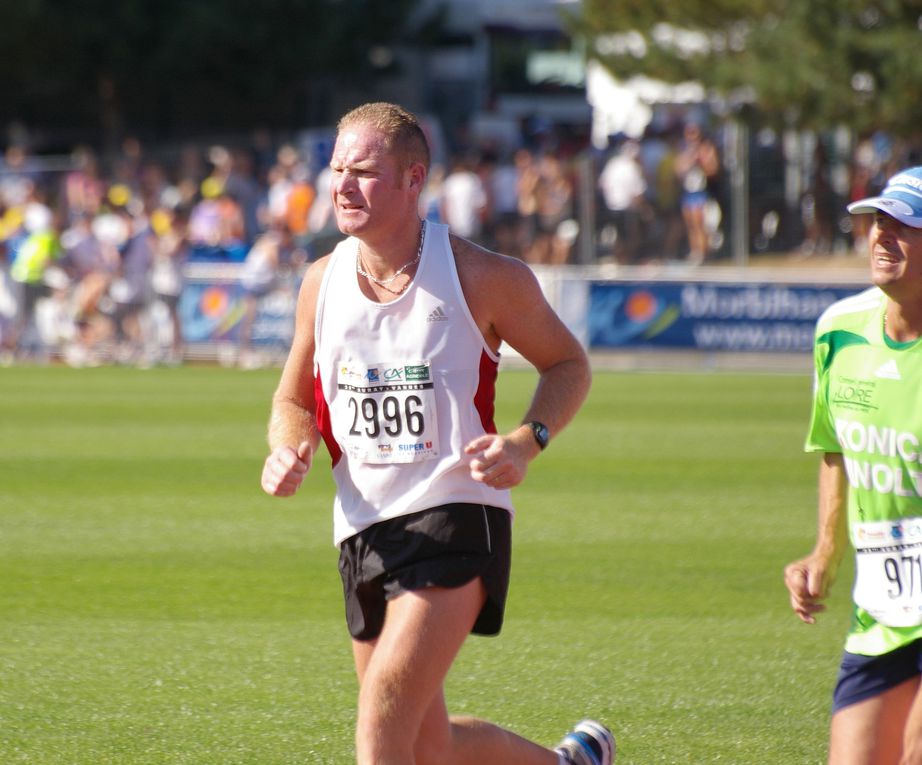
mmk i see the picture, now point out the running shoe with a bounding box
[555,719,616,765]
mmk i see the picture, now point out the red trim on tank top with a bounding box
[314,374,342,467]
[474,349,499,434]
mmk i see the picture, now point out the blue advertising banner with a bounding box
[179,279,297,347]
[588,281,866,352]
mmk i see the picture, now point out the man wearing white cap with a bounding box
[784,166,922,764]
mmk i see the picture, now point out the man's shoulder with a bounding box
[450,233,489,261]
[449,235,539,338]
[817,286,882,333]
[298,253,334,301]
[307,252,334,277]
[450,234,530,278]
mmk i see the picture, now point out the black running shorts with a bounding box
[832,638,922,713]
[337,504,512,641]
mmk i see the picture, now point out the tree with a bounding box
[569,0,922,137]
[0,0,427,147]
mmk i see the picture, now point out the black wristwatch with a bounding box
[526,421,550,451]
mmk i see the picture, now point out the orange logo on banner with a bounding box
[625,290,658,323]
[200,286,230,318]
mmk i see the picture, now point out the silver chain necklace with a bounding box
[356,221,426,294]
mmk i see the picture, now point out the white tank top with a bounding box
[314,221,514,545]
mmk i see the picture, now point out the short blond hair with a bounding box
[337,102,431,172]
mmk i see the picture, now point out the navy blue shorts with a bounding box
[337,504,512,642]
[832,639,922,713]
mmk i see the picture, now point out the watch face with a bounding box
[531,421,549,449]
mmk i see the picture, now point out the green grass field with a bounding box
[0,363,852,764]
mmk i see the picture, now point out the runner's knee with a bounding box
[414,725,453,765]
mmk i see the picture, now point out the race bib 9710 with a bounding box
[335,360,440,464]
[854,517,922,627]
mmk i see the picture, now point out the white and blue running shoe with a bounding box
[555,719,616,765]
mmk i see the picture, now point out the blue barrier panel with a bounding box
[588,281,866,352]
[179,278,297,347]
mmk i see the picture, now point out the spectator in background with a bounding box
[258,147,315,243]
[528,152,576,265]
[306,164,339,259]
[265,145,299,229]
[188,178,224,258]
[58,212,118,366]
[224,148,263,245]
[237,220,306,369]
[188,178,246,261]
[488,151,524,259]
[62,146,105,223]
[0,239,18,361]
[420,163,446,225]
[149,205,190,365]
[112,136,145,199]
[308,164,334,234]
[800,141,838,256]
[675,122,721,265]
[176,143,207,210]
[138,160,172,212]
[441,154,486,240]
[848,139,883,256]
[1,145,40,213]
[515,149,541,260]
[597,138,649,264]
[651,129,686,262]
[9,202,61,356]
[213,192,248,262]
[108,201,155,363]
[202,145,262,245]
[284,163,315,244]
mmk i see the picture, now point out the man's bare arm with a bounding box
[456,238,591,485]
[784,452,849,623]
[261,258,329,496]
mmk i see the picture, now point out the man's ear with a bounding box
[406,162,427,191]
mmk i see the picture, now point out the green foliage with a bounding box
[0,0,425,138]
[573,0,922,135]
[0,365,843,763]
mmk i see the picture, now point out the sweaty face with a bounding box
[329,122,411,239]
[868,212,922,301]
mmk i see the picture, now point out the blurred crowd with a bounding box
[0,129,608,367]
[0,138,321,367]
[0,121,910,367]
